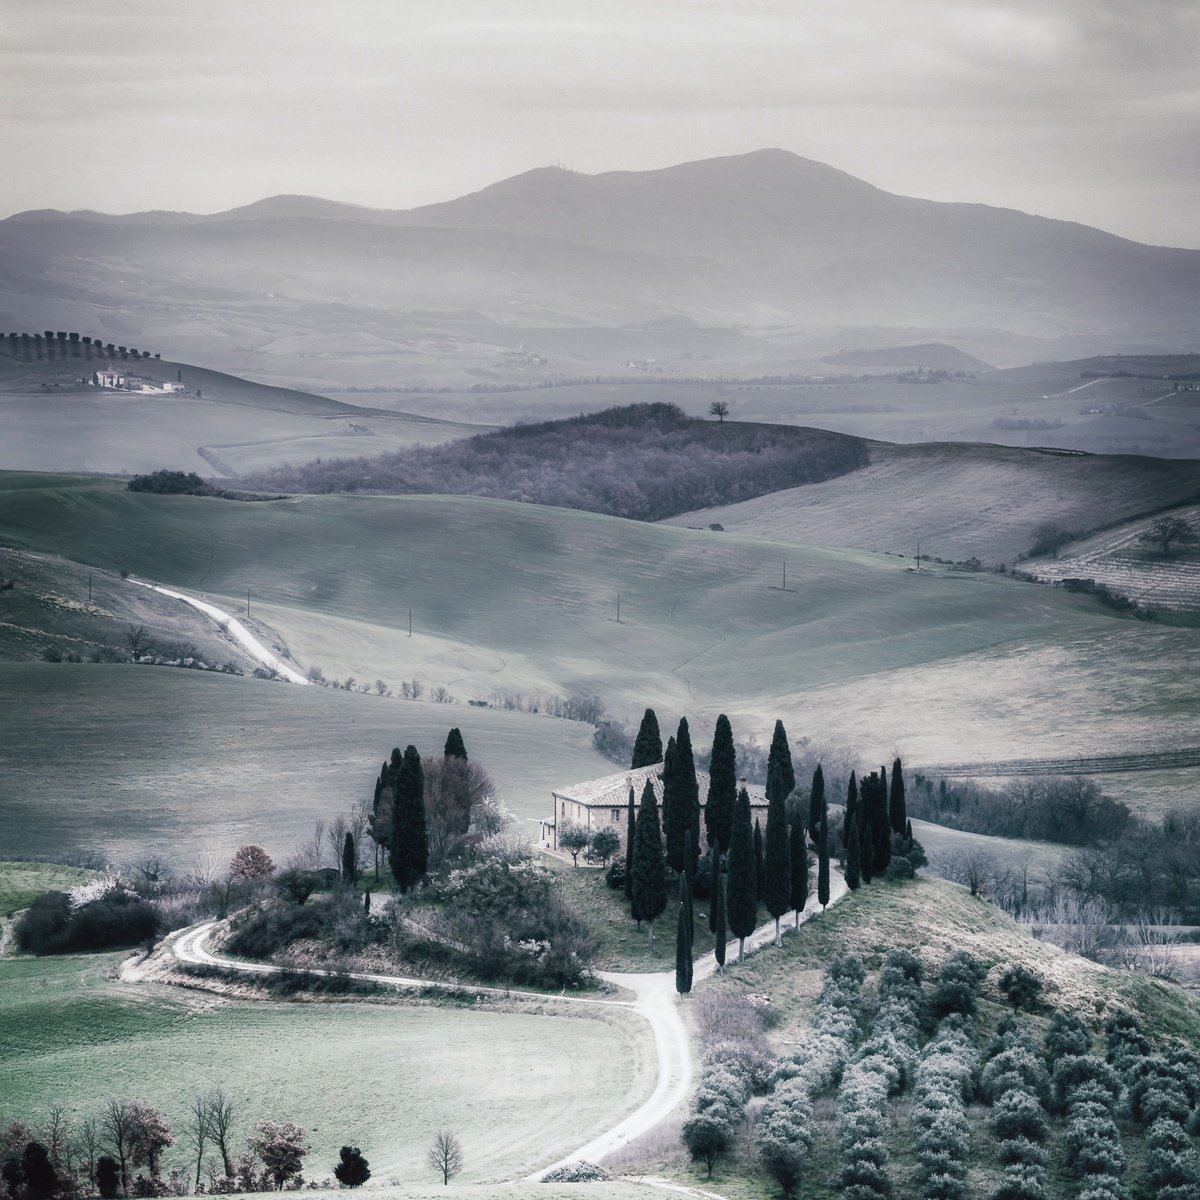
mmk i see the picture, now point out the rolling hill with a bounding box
[4,150,1198,393]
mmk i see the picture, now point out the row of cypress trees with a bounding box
[842,759,909,891]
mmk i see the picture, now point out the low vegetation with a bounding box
[243,403,869,521]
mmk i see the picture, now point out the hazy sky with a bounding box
[3,0,1198,246]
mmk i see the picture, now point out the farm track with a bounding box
[167,869,849,1182]
[925,748,1200,778]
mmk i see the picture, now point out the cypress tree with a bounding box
[789,816,809,928]
[631,779,668,950]
[631,708,664,768]
[889,757,907,835]
[817,813,831,910]
[753,818,765,902]
[808,764,825,842]
[675,870,693,995]
[391,744,427,892]
[764,764,791,945]
[845,811,862,890]
[705,714,737,853]
[662,736,686,873]
[713,866,727,973]
[674,718,700,876]
[443,727,468,761]
[624,786,636,902]
[842,771,859,848]
[869,768,892,874]
[766,719,796,804]
[682,829,695,943]
[726,786,758,962]
[905,818,913,846]
[859,801,874,884]
[342,831,356,883]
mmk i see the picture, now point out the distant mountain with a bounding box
[3,149,1197,387]
[823,343,993,372]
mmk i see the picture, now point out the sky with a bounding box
[2,0,1198,247]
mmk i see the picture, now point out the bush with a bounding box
[932,951,986,1019]
[1052,1056,1121,1114]
[15,887,159,955]
[989,1091,1050,1143]
[225,901,325,958]
[991,1162,1049,1200]
[540,1161,610,1183]
[998,964,1043,1011]
[997,1138,1048,1167]
[127,470,216,496]
[757,1079,814,1196]
[1045,1009,1092,1060]
[980,1048,1051,1105]
[604,855,626,889]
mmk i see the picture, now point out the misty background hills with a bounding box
[3,150,1197,392]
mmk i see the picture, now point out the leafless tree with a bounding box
[204,1089,236,1178]
[136,856,171,884]
[424,757,496,867]
[40,1104,73,1173]
[79,1118,101,1189]
[1111,907,1183,980]
[102,1099,136,1193]
[1018,894,1117,962]
[325,815,348,872]
[426,1131,462,1185]
[125,624,152,658]
[708,400,730,422]
[374,679,389,696]
[409,678,424,700]
[187,1094,210,1189]
[945,849,994,897]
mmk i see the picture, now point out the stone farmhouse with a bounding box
[541,761,769,854]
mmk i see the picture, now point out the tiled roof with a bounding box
[553,762,768,809]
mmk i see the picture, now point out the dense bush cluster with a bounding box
[982,1014,1052,1200]
[127,471,217,497]
[910,1016,979,1200]
[15,884,159,955]
[930,951,987,1020]
[245,403,870,522]
[772,954,864,1094]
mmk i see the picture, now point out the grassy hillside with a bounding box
[1,473,1195,793]
[0,953,647,1184]
[664,441,1200,565]
[0,663,614,863]
[0,353,486,477]
[0,861,100,917]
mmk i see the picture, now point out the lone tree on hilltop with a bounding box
[727,786,758,962]
[889,757,907,835]
[1139,515,1197,557]
[426,1131,462,1186]
[333,1146,370,1188]
[391,745,428,892]
[631,707,663,768]
[631,778,668,950]
[708,400,730,423]
[705,714,737,853]
[764,762,792,944]
[789,815,809,928]
[443,727,468,761]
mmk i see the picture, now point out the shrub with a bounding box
[931,952,986,1019]
[991,1162,1049,1200]
[604,855,626,889]
[681,1110,735,1181]
[997,964,1043,1011]
[1052,1056,1122,1114]
[1045,1010,1091,1061]
[15,887,159,955]
[757,1079,814,1196]
[980,1047,1051,1105]
[127,470,216,496]
[997,1138,1048,1167]
[989,1091,1050,1143]
[225,901,325,958]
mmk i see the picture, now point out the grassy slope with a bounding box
[664,440,1200,566]
[0,663,614,862]
[0,861,99,917]
[0,953,648,1184]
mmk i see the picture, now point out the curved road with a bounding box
[170,870,847,1180]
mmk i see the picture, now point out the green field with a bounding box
[0,861,99,916]
[0,952,649,1184]
[665,441,1200,566]
[0,663,613,863]
[1,472,1197,847]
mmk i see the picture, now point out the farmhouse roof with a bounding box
[552,762,768,810]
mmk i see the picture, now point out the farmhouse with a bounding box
[541,762,769,852]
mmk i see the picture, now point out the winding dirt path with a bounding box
[169,867,849,1181]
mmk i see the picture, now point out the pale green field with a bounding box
[0,861,100,916]
[0,953,647,1184]
[0,663,613,863]
[664,441,1200,566]
[1,473,1196,831]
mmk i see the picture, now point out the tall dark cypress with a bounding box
[842,771,859,848]
[705,714,737,853]
[726,786,758,962]
[817,812,831,910]
[845,811,862,890]
[859,801,875,885]
[342,831,356,883]
[631,779,668,950]
[764,764,791,945]
[889,758,907,835]
[662,736,687,874]
[789,816,809,928]
[675,870,693,995]
[391,744,427,892]
[869,768,892,874]
[753,819,765,902]
[808,764,825,843]
[674,718,700,876]
[766,719,796,804]
[682,829,695,943]
[443,727,468,761]
[624,786,636,902]
[713,867,727,973]
[631,708,664,768]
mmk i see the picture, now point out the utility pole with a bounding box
[916,541,922,571]
[246,588,251,618]
[87,573,92,603]
[616,593,622,624]
[408,607,412,638]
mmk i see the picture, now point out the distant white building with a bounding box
[95,369,125,389]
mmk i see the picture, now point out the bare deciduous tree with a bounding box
[125,624,152,658]
[426,1131,462,1185]
[204,1090,235,1179]
[187,1095,209,1189]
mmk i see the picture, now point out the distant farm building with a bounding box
[540,762,768,852]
